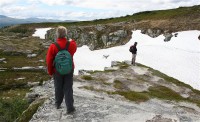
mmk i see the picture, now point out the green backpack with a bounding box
[54,41,73,75]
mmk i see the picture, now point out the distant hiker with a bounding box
[46,26,77,114]
[129,42,137,65]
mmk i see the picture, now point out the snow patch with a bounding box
[74,30,200,90]
[32,28,51,39]
[33,28,200,90]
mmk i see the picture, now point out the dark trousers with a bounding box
[53,71,74,110]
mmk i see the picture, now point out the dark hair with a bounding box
[134,42,137,46]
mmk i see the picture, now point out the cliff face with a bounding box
[45,25,132,50]
[45,17,200,50]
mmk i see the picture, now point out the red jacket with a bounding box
[46,38,77,76]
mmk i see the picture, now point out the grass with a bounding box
[88,69,116,74]
[81,75,93,80]
[82,86,105,93]
[114,91,149,102]
[0,47,50,90]
[82,84,149,103]
[80,61,200,107]
[118,62,129,69]
[0,98,29,122]
[136,62,194,89]
[0,20,50,122]
[0,70,50,90]
[0,88,29,99]
[147,85,184,101]
[82,84,200,107]
[16,98,45,122]
[0,34,43,54]
[113,80,123,89]
[149,68,193,89]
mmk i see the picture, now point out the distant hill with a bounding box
[0,15,76,28]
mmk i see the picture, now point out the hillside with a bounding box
[0,15,76,28]
[19,61,200,122]
[0,5,200,122]
[1,5,199,29]
[1,5,199,51]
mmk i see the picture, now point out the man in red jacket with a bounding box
[46,26,77,114]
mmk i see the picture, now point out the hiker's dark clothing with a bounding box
[130,45,137,65]
[130,45,137,54]
[53,71,74,110]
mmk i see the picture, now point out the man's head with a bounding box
[134,42,138,46]
[56,26,67,38]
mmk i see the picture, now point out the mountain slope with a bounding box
[21,61,200,122]
[0,15,76,28]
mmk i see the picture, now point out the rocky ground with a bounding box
[28,61,200,122]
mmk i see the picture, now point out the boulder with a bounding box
[25,93,39,103]
[78,70,93,75]
[104,67,118,71]
[111,61,121,67]
[141,28,162,38]
[101,35,108,46]
[27,54,37,58]
[96,24,105,31]
[45,26,131,50]
[174,33,178,37]
[27,82,40,87]
[198,35,200,40]
[164,33,173,42]
[0,58,6,62]
[108,30,127,44]
[141,29,146,34]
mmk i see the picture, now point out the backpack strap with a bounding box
[53,41,70,51]
[65,41,70,51]
[53,42,61,51]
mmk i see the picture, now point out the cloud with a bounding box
[0,0,199,20]
[28,0,75,6]
[0,0,18,7]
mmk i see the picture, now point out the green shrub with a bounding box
[16,98,45,122]
[0,98,29,122]
[115,91,149,102]
[81,75,93,80]
[113,80,123,89]
[147,85,183,101]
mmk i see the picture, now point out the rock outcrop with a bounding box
[45,21,188,49]
[141,28,162,38]
[45,25,132,50]
[28,61,200,122]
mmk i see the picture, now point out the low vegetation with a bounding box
[16,98,45,122]
[0,5,199,121]
[113,80,123,89]
[118,62,129,69]
[0,98,29,122]
[80,61,200,108]
[81,75,93,81]
[147,85,183,101]
[114,91,149,102]
[0,29,50,121]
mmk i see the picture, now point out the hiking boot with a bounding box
[55,104,61,109]
[67,107,75,114]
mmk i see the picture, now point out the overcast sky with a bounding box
[0,0,199,21]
